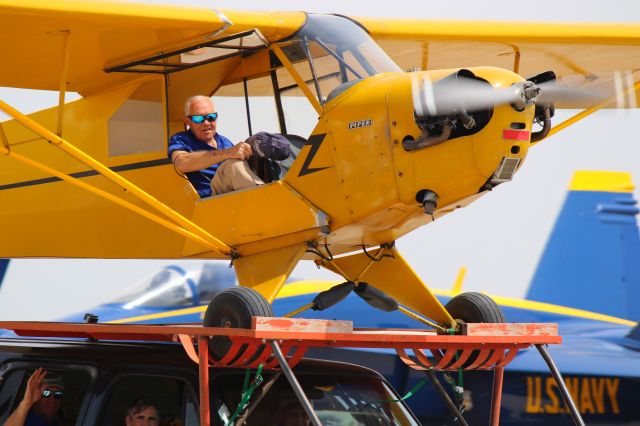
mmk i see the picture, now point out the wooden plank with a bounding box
[252,316,353,333]
[464,323,558,336]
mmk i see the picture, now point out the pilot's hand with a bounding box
[226,142,253,160]
[23,367,47,407]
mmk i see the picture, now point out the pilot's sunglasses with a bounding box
[42,389,64,400]
[189,113,218,124]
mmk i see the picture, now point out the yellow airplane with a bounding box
[0,1,639,332]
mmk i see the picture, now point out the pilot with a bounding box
[124,399,161,426]
[169,95,264,198]
[5,368,66,426]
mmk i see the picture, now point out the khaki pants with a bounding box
[211,159,264,195]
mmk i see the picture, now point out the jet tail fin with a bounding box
[0,259,9,291]
[526,171,640,322]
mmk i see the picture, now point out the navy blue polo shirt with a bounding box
[168,130,234,198]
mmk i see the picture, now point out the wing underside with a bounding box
[1,4,639,104]
[0,1,304,95]
[361,19,640,108]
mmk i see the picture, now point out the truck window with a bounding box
[0,366,91,426]
[0,369,25,424]
[211,370,419,425]
[102,374,198,426]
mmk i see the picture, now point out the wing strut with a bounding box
[270,44,323,114]
[56,30,70,137]
[318,245,457,328]
[0,99,232,257]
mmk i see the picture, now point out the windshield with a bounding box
[278,14,401,103]
[213,371,419,425]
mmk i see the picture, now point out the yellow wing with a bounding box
[361,18,640,107]
[0,1,304,95]
[3,2,639,102]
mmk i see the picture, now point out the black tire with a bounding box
[445,292,505,369]
[445,292,505,324]
[203,287,273,362]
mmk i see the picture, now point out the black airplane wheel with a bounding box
[445,292,505,368]
[203,287,273,362]
[445,292,505,325]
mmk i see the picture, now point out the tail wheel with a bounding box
[445,292,505,368]
[203,287,273,362]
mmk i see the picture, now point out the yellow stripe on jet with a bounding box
[569,171,634,193]
[278,281,637,327]
[486,294,637,327]
[107,306,206,324]
[110,279,637,327]
[277,280,342,298]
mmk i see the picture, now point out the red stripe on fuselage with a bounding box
[503,130,530,141]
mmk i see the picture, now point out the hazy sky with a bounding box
[0,0,639,320]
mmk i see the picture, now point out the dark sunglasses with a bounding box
[188,113,218,124]
[42,389,64,400]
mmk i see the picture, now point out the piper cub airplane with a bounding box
[1,1,639,333]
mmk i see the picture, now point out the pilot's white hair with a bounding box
[184,95,214,116]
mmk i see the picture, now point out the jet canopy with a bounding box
[111,264,236,309]
[278,14,401,103]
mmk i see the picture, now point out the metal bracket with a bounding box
[206,9,233,39]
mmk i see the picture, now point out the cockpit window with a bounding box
[278,15,401,104]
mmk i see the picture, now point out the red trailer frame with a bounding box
[0,318,583,426]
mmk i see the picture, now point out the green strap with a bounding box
[242,368,251,393]
[383,378,428,403]
[225,364,264,425]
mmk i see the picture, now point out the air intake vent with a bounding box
[491,157,520,183]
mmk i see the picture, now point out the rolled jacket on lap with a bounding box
[245,132,293,183]
[246,132,292,161]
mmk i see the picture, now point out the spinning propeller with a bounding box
[412,69,606,118]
